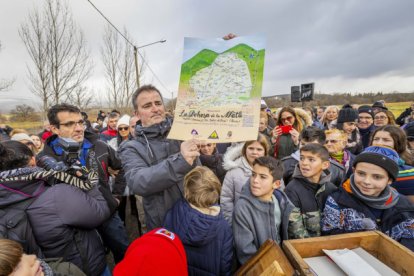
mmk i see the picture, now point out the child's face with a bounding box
[372,131,395,149]
[250,164,280,201]
[259,118,267,132]
[342,122,356,134]
[299,151,330,181]
[353,162,392,197]
[245,141,266,165]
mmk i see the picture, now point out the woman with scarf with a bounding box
[321,146,414,251]
[0,140,116,276]
[324,129,355,181]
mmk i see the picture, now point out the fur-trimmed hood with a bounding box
[222,142,250,171]
[273,107,313,127]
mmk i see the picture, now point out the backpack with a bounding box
[0,196,44,257]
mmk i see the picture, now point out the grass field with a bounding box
[386,101,411,117]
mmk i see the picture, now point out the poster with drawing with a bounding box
[167,35,266,142]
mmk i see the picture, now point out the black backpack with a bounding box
[0,196,44,257]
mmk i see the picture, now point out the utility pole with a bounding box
[133,39,166,88]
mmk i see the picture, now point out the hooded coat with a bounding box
[0,167,112,275]
[220,143,252,224]
[285,165,337,239]
[233,183,294,264]
[164,199,233,276]
[119,118,196,230]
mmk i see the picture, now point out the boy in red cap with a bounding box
[114,228,187,276]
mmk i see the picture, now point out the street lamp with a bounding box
[134,39,166,88]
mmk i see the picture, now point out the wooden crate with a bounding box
[282,231,414,276]
[235,239,295,276]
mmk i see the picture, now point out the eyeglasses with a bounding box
[59,120,84,128]
[281,116,294,122]
[325,139,339,144]
[374,116,387,120]
[118,127,129,131]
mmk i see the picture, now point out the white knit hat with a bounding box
[117,115,131,129]
[11,133,34,144]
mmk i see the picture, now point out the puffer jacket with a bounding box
[220,143,252,224]
[119,118,196,230]
[285,165,337,239]
[164,199,233,276]
[233,183,294,264]
[0,167,112,276]
[322,178,414,251]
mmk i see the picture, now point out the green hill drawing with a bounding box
[179,43,265,98]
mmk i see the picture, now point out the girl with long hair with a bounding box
[220,134,270,224]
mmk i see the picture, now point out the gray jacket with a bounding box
[220,143,252,224]
[233,183,294,264]
[119,119,195,230]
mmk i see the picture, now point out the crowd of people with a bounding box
[1,86,414,275]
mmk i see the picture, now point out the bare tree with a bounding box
[66,86,94,110]
[19,0,92,112]
[0,41,15,92]
[10,104,40,122]
[101,24,143,109]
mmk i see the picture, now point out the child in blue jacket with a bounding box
[322,146,414,251]
[164,166,233,275]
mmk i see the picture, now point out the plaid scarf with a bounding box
[0,166,97,191]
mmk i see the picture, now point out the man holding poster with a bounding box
[119,84,199,230]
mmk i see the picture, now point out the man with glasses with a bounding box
[357,105,375,148]
[37,103,129,263]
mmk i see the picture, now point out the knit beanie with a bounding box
[117,115,131,129]
[337,105,358,123]
[114,228,188,276]
[11,133,35,144]
[358,105,374,118]
[353,146,399,180]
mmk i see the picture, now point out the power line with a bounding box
[137,51,169,92]
[86,0,134,48]
[85,0,169,93]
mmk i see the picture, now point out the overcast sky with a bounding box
[1,0,413,110]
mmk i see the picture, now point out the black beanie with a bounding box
[338,107,358,123]
[358,105,374,119]
[353,146,399,181]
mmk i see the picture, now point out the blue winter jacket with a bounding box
[322,180,414,251]
[164,199,233,276]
